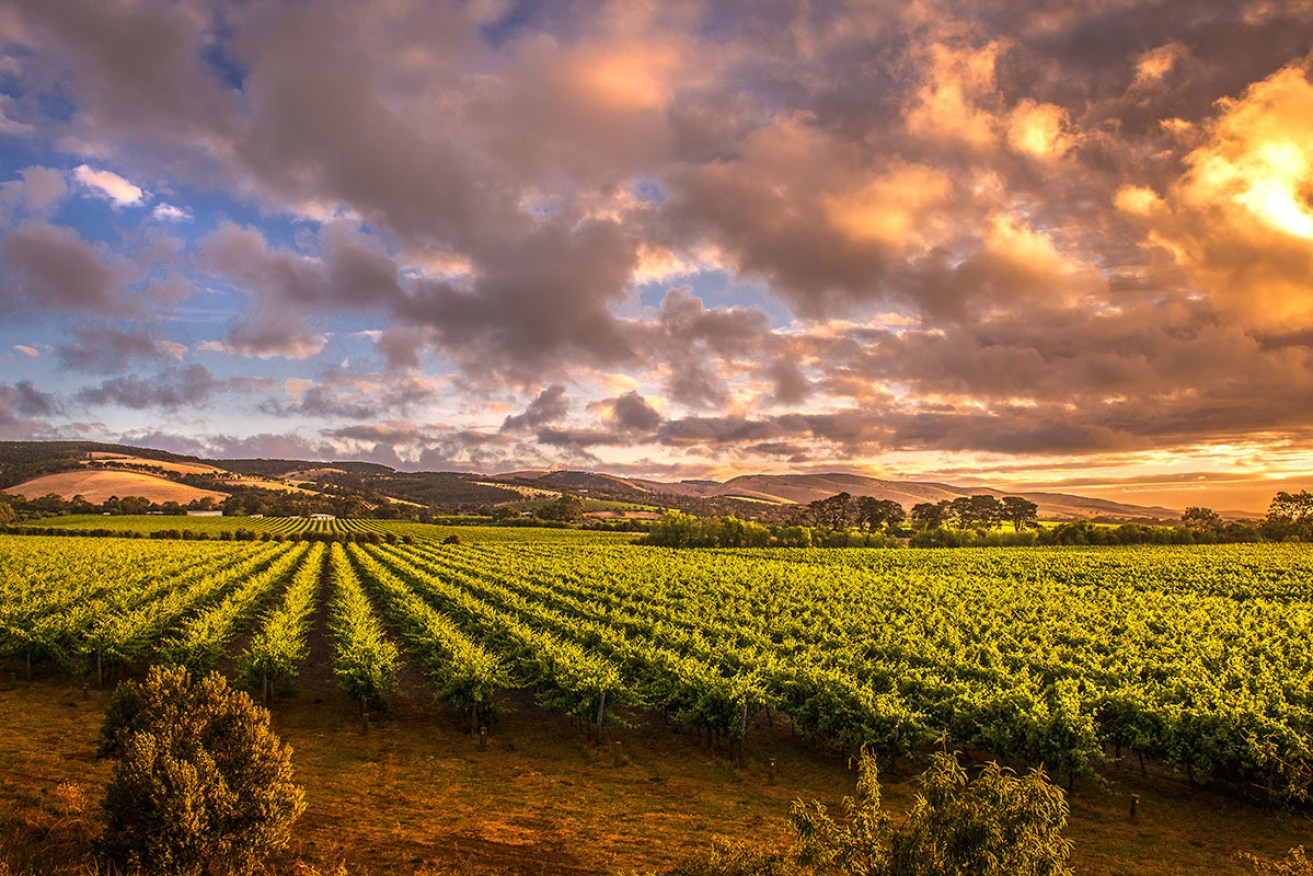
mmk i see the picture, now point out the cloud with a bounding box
[609,391,663,433]
[501,384,569,432]
[4,0,1313,491]
[194,220,400,359]
[265,373,437,420]
[1124,64,1313,330]
[13,344,39,357]
[151,203,191,221]
[0,222,124,316]
[56,324,186,372]
[77,364,266,410]
[73,164,144,206]
[0,380,58,438]
[0,166,68,220]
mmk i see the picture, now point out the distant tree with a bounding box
[856,497,906,532]
[120,495,151,515]
[1267,491,1313,523]
[949,495,1003,530]
[911,501,948,530]
[542,493,585,522]
[490,505,519,521]
[1263,490,1313,541]
[0,494,14,526]
[1181,506,1223,531]
[791,750,1072,876]
[808,493,856,529]
[1002,496,1040,531]
[69,494,95,514]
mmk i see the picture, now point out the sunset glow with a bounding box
[2,1,1312,511]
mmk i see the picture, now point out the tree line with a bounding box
[642,489,1313,548]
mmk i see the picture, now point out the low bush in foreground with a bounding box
[97,665,306,875]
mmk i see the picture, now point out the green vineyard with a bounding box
[3,532,1312,805]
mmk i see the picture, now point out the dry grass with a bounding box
[6,470,228,505]
[1,675,1308,875]
[88,453,226,477]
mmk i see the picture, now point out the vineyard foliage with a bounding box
[3,533,1313,803]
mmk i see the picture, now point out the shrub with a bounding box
[1247,847,1313,876]
[665,839,800,875]
[97,666,306,875]
[791,750,1072,876]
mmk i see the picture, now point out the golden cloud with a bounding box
[1123,64,1313,328]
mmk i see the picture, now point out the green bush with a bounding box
[791,750,1072,876]
[97,665,306,875]
[665,839,800,875]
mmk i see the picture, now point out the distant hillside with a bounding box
[645,472,1180,521]
[0,440,206,489]
[1,441,1187,521]
[219,458,398,478]
[489,469,1179,520]
[7,469,228,505]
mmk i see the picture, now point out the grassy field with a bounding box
[6,470,229,505]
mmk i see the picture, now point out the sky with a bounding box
[1,0,1312,513]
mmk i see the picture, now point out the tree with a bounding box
[911,501,948,530]
[0,494,14,526]
[1263,490,1313,541]
[1268,490,1313,522]
[540,493,585,521]
[856,497,906,532]
[1002,496,1040,531]
[97,666,306,875]
[120,495,151,515]
[1181,506,1222,531]
[792,750,1072,876]
[948,495,1003,530]
[809,493,856,529]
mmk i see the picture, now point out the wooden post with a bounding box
[768,758,777,785]
[1129,794,1140,822]
[595,690,607,742]
[479,726,487,751]
[359,697,369,735]
[97,648,103,689]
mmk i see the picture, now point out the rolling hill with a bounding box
[7,469,228,505]
[0,441,1191,521]
[500,470,1183,521]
